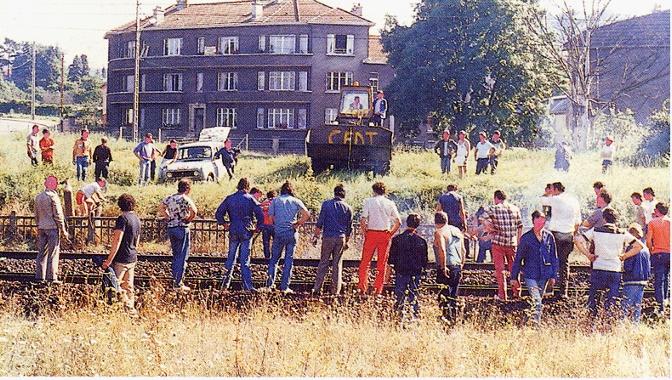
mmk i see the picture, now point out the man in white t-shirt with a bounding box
[474,131,494,175]
[574,208,643,315]
[26,125,40,166]
[546,182,582,297]
[600,136,616,173]
[641,187,657,227]
[359,181,401,295]
[76,178,107,216]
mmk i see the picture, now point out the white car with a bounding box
[160,141,226,183]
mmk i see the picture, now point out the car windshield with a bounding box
[177,146,212,161]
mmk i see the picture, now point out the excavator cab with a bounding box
[305,84,392,174]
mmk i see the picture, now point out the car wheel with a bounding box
[206,173,215,182]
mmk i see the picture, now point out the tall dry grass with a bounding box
[0,285,669,377]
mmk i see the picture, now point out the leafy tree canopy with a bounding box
[381,0,562,146]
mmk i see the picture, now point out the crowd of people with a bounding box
[31,168,670,323]
[434,130,506,178]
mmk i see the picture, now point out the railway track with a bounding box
[0,271,654,298]
[0,250,593,272]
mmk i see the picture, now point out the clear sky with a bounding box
[0,0,668,71]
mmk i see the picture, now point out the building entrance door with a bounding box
[189,104,206,136]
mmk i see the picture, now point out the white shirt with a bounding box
[361,195,400,231]
[641,199,656,224]
[547,192,582,234]
[600,144,616,160]
[475,141,494,159]
[26,133,39,154]
[583,227,636,272]
[81,183,102,198]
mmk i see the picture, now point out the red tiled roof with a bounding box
[106,0,373,36]
[364,35,388,64]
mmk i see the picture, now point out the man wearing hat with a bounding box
[133,133,160,186]
[600,135,616,174]
[372,90,387,127]
[474,131,494,175]
[434,129,458,175]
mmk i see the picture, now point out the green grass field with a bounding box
[0,131,668,225]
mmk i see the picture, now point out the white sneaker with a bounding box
[257,287,273,293]
[282,288,295,294]
[173,284,190,292]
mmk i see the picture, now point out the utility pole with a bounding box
[60,53,65,121]
[31,42,36,120]
[133,0,141,142]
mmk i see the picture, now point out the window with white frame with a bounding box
[217,72,238,91]
[122,75,134,93]
[369,72,379,94]
[324,108,338,124]
[326,34,354,55]
[216,108,237,128]
[124,108,134,125]
[256,108,264,129]
[197,37,205,55]
[163,38,182,56]
[257,71,265,90]
[298,71,308,91]
[258,35,266,52]
[140,74,146,92]
[269,35,296,54]
[326,72,353,92]
[162,108,181,126]
[267,108,294,129]
[140,42,150,57]
[163,73,183,92]
[297,109,307,129]
[269,71,295,91]
[218,36,239,55]
[196,73,204,92]
[298,34,309,53]
[123,41,135,58]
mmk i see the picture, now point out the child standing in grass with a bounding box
[388,214,428,318]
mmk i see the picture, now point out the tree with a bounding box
[80,54,90,77]
[67,55,84,82]
[381,0,560,146]
[1,38,61,92]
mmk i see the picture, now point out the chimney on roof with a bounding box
[251,0,264,21]
[176,0,188,11]
[152,6,165,24]
[351,2,363,17]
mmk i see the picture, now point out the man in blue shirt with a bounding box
[265,180,310,293]
[311,184,353,295]
[215,178,264,291]
[510,210,559,324]
[133,133,159,186]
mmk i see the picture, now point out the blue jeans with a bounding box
[622,284,645,323]
[138,159,151,185]
[222,233,254,290]
[476,239,491,263]
[525,278,548,323]
[76,156,89,181]
[587,270,621,315]
[651,253,670,313]
[168,227,191,286]
[261,226,274,260]
[437,265,461,320]
[601,159,613,173]
[395,274,421,317]
[440,156,451,174]
[267,230,297,290]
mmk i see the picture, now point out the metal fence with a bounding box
[0,213,442,258]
